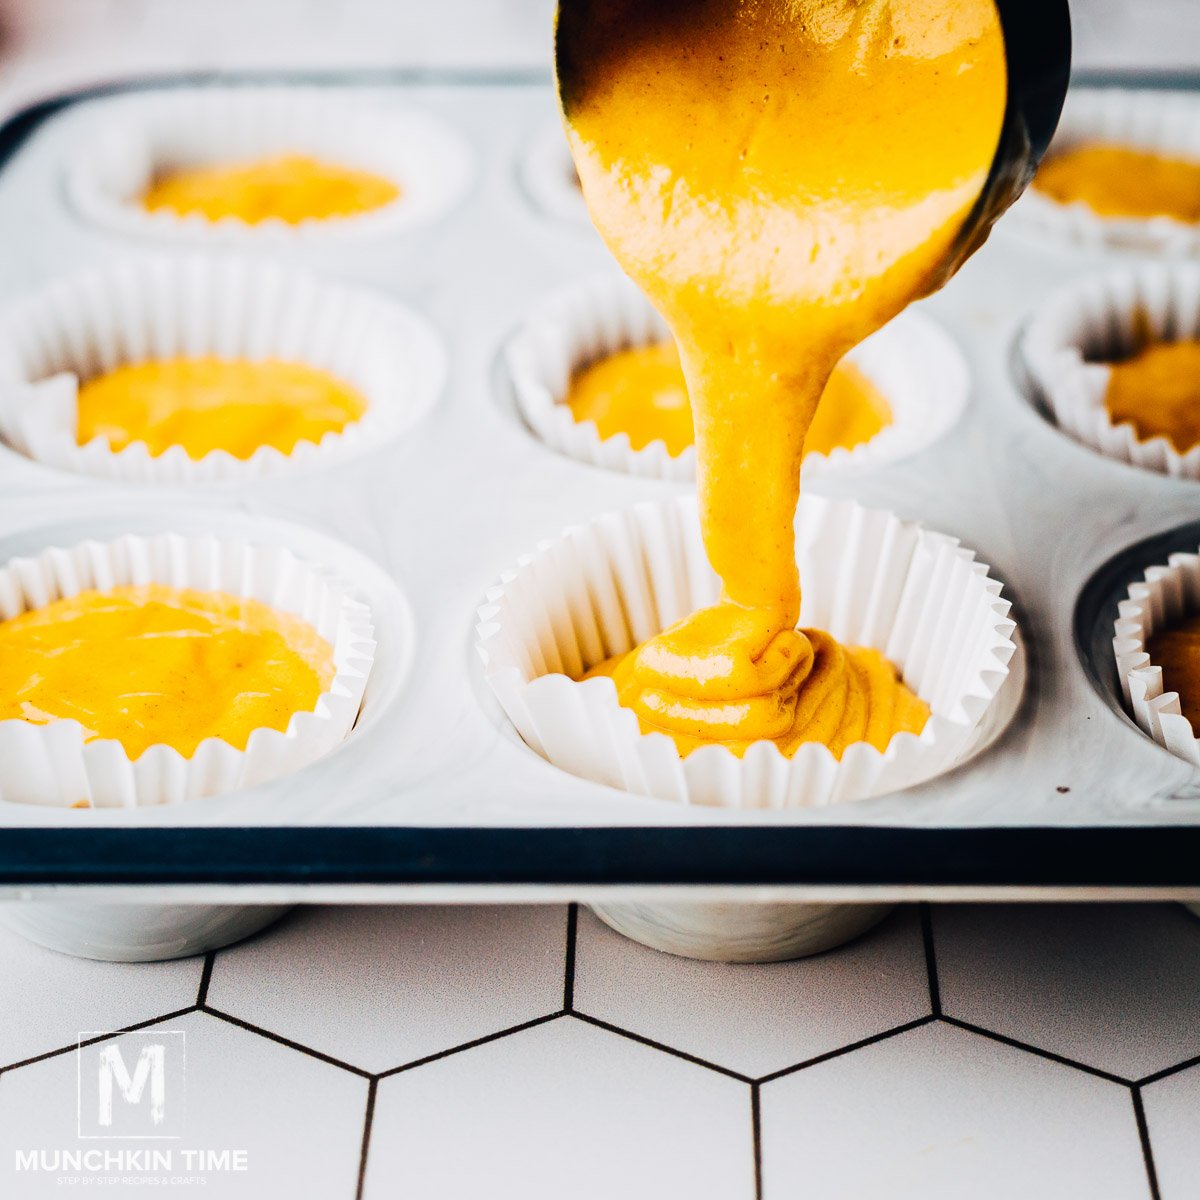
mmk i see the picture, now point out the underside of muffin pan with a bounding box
[0,71,1199,897]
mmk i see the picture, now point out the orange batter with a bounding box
[1104,339,1200,453]
[567,342,891,460]
[0,585,335,759]
[1148,615,1200,729]
[76,357,367,461]
[1035,144,1200,223]
[560,0,1006,757]
[142,153,400,224]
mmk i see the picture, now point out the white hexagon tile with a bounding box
[0,921,202,1069]
[362,1016,755,1200]
[759,1021,1150,1200]
[2,902,1200,1197]
[933,903,1200,1080]
[204,905,569,1073]
[1142,1063,1200,1200]
[573,905,930,1078]
[0,1009,368,1199]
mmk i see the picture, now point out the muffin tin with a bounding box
[1,71,1199,902]
[504,273,971,481]
[1008,84,1200,256]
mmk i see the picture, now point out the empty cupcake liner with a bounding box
[66,86,473,244]
[1114,549,1200,766]
[0,255,446,484]
[505,273,968,482]
[0,532,376,808]
[476,493,1017,809]
[518,120,591,230]
[1009,87,1200,255]
[1021,262,1200,478]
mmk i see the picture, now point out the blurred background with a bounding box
[0,0,1197,116]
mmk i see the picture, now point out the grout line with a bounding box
[918,903,942,1017]
[355,1077,379,1200]
[569,1011,753,1083]
[375,1012,564,1081]
[1131,1086,1162,1200]
[756,1016,935,1085]
[563,903,579,1013]
[200,1005,373,1078]
[940,1016,1131,1086]
[751,1082,764,1200]
[0,1006,198,1074]
[1138,1051,1200,1088]
[196,951,215,1007]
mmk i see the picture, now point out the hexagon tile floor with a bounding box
[2,904,1200,1198]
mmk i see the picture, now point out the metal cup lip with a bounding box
[933,0,1073,289]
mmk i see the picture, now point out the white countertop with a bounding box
[1,901,1198,1198]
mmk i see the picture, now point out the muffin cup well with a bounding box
[1114,549,1200,765]
[0,532,375,808]
[476,494,1018,809]
[1009,87,1200,256]
[0,256,445,484]
[1021,263,1200,479]
[66,87,472,244]
[505,273,968,481]
[518,120,591,230]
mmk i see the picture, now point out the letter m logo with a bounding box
[78,1030,186,1138]
[98,1044,166,1127]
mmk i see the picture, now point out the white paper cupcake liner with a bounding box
[0,255,446,484]
[1008,87,1200,256]
[518,120,591,230]
[1021,262,1200,478]
[66,86,473,244]
[476,494,1017,809]
[0,532,376,808]
[1114,549,1200,766]
[505,274,968,482]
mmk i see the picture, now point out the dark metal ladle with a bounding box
[556,0,1072,292]
[937,0,1072,286]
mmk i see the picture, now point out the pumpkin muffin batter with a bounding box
[1034,144,1200,223]
[1103,339,1200,454]
[560,0,1006,758]
[76,356,367,461]
[568,343,692,455]
[566,342,891,460]
[0,585,335,759]
[142,153,400,224]
[1147,615,1200,729]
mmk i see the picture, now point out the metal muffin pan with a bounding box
[0,70,1199,902]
